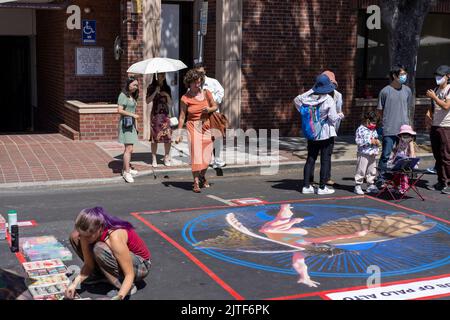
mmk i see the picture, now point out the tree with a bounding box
[380,0,436,123]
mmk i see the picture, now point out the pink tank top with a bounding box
[101,228,151,261]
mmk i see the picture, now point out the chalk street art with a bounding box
[183,204,450,288]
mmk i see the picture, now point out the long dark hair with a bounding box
[123,76,139,100]
[147,74,172,98]
[75,207,134,235]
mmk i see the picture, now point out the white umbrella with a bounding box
[127,57,188,75]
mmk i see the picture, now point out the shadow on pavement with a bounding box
[0,268,31,300]
[268,179,302,192]
[162,181,193,191]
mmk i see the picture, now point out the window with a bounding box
[357,12,450,79]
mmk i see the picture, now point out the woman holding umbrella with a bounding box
[176,69,218,193]
[127,57,188,167]
[146,73,173,167]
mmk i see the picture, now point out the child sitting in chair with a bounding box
[388,125,418,194]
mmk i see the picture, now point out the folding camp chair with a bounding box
[376,158,426,201]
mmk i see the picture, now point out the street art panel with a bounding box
[183,204,450,288]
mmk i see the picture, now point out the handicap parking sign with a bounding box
[82,20,96,45]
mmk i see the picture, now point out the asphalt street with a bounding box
[1,160,449,301]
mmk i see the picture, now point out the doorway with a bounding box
[161,1,194,117]
[0,36,32,133]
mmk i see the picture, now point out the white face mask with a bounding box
[436,76,446,86]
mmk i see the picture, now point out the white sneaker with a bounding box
[302,186,315,194]
[123,172,134,183]
[354,185,364,195]
[129,169,138,177]
[214,160,226,168]
[164,158,171,167]
[366,184,379,193]
[317,186,335,195]
[152,160,158,168]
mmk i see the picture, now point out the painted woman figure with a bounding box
[146,73,173,167]
[257,204,367,287]
[65,207,151,300]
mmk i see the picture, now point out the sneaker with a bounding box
[123,172,134,183]
[129,169,138,177]
[441,186,450,195]
[326,179,335,186]
[214,160,226,168]
[164,158,171,167]
[302,186,315,194]
[426,167,437,174]
[317,186,335,195]
[366,184,379,193]
[354,185,364,195]
[152,160,158,168]
[426,182,445,191]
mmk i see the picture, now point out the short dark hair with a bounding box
[389,64,407,81]
[363,110,379,124]
[193,62,204,69]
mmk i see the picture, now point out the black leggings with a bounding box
[303,138,333,189]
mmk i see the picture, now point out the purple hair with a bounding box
[75,207,134,234]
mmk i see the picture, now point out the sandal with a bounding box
[199,176,210,188]
[193,181,201,193]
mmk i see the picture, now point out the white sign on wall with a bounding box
[76,47,104,76]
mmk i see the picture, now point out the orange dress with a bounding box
[181,90,214,172]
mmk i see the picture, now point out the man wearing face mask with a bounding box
[377,65,413,184]
[426,65,450,194]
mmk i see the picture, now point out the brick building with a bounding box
[0,0,449,140]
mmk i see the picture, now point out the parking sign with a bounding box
[82,20,96,45]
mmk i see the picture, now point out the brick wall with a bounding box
[203,0,216,78]
[36,10,65,132]
[240,0,449,136]
[64,0,121,103]
[79,113,120,140]
[120,0,144,140]
[241,0,358,136]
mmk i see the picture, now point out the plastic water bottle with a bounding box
[7,210,17,233]
[10,225,19,253]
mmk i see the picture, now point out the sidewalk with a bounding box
[0,133,434,188]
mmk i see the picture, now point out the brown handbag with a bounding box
[205,90,229,138]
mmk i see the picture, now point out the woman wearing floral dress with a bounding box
[146,73,173,167]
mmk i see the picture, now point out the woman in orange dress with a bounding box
[176,69,218,193]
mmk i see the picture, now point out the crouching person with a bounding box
[65,207,151,300]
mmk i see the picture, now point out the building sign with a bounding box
[76,47,104,76]
[199,1,208,36]
[82,20,96,45]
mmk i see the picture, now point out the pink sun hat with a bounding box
[398,124,416,136]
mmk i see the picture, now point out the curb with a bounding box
[0,154,435,190]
